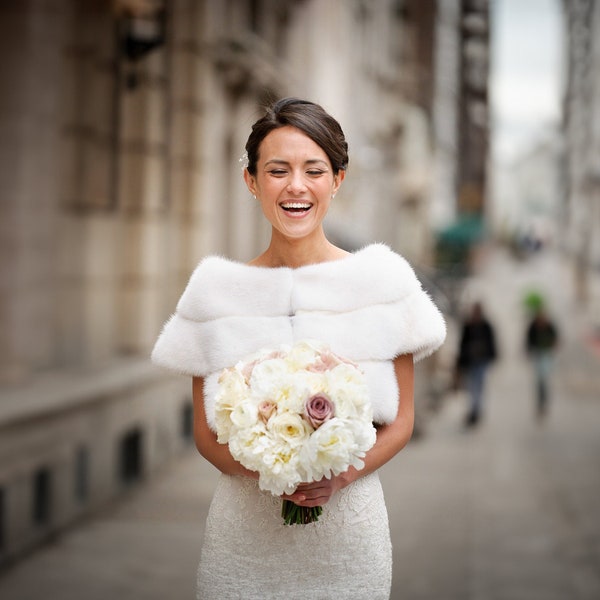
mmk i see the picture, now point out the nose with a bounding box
[286,170,307,195]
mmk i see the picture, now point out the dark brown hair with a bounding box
[245,98,349,176]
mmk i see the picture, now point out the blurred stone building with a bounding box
[562,0,600,313]
[491,131,564,248]
[0,0,489,562]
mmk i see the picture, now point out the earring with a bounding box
[332,193,336,199]
[253,195,257,200]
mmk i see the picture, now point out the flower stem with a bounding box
[281,499,323,525]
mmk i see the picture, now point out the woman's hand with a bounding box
[281,472,352,507]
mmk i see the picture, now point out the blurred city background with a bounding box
[0,0,599,598]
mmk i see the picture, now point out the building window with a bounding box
[32,467,52,526]
[181,400,193,442]
[119,428,144,485]
[75,446,90,503]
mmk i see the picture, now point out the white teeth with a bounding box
[282,203,311,209]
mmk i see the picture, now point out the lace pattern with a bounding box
[197,472,392,599]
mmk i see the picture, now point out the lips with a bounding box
[280,202,313,213]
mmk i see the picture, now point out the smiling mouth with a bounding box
[280,202,313,213]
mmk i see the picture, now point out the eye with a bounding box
[268,169,287,176]
[306,169,325,176]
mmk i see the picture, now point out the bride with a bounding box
[152,97,446,599]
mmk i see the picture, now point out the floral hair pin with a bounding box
[239,151,249,170]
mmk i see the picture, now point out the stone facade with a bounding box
[562,0,600,315]
[0,0,475,563]
[431,0,490,230]
[456,0,490,216]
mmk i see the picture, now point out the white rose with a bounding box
[218,367,248,401]
[267,412,312,447]
[326,365,371,420]
[286,340,322,370]
[214,368,250,442]
[230,400,259,430]
[214,410,233,444]
[250,358,292,399]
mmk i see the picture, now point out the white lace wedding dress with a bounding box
[196,471,392,599]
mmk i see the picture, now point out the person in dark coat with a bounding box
[457,302,497,426]
[525,307,559,419]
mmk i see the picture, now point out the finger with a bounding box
[297,490,334,506]
[282,491,307,503]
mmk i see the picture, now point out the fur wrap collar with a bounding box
[152,243,446,428]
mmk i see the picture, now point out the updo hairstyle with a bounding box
[244,97,349,176]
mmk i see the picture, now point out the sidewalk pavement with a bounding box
[0,247,599,600]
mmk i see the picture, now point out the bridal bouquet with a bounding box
[214,340,377,525]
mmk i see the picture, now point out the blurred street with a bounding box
[387,245,600,600]
[1,245,599,600]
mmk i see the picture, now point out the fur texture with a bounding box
[152,244,446,429]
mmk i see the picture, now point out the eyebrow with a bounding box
[264,158,329,168]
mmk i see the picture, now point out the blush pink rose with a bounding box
[258,400,277,423]
[240,359,259,383]
[307,350,359,373]
[241,351,286,382]
[304,394,335,428]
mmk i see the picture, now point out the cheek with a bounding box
[257,178,282,196]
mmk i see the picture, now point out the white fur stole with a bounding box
[152,244,446,429]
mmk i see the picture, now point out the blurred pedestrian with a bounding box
[456,302,497,427]
[525,307,559,419]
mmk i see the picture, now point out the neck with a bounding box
[255,230,345,269]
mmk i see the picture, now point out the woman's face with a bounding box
[244,125,344,242]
